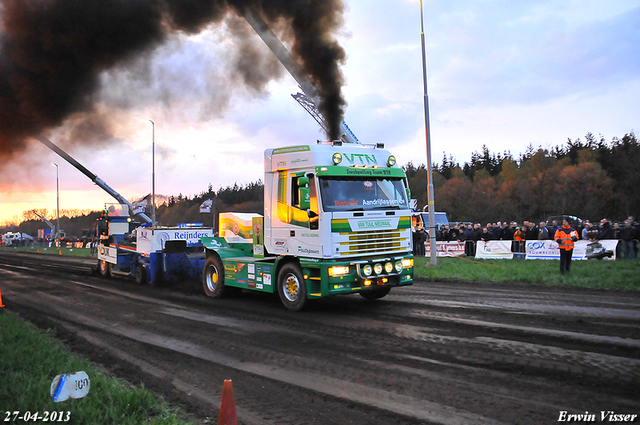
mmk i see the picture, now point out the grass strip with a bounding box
[414,256,640,291]
[0,310,193,425]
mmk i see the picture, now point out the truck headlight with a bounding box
[385,262,394,273]
[332,153,342,165]
[402,258,414,268]
[395,261,403,273]
[329,265,350,277]
[374,263,383,275]
[362,264,372,276]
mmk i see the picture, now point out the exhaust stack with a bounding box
[241,7,358,144]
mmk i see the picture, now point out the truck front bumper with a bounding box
[300,255,414,298]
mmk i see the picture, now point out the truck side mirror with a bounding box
[298,187,310,210]
[297,176,310,210]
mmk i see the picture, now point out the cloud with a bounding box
[429,3,640,107]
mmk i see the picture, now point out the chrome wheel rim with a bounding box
[205,265,219,292]
[283,273,300,302]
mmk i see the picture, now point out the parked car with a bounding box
[546,215,583,228]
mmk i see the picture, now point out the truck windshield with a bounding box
[318,177,408,212]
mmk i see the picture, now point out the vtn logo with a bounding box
[343,153,377,165]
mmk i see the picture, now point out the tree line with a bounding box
[405,132,640,224]
[0,182,264,238]
[155,181,264,226]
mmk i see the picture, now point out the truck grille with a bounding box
[337,229,407,256]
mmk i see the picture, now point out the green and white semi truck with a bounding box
[202,141,414,311]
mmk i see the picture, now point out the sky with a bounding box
[1,0,639,225]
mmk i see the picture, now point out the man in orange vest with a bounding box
[554,219,579,274]
[513,226,526,258]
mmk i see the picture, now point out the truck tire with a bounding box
[99,260,110,277]
[203,256,227,298]
[359,287,391,300]
[108,263,118,278]
[277,263,307,311]
[135,264,147,285]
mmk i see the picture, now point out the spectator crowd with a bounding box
[416,216,639,260]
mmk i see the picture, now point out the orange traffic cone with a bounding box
[37,249,40,253]
[217,380,238,425]
[59,250,62,255]
[0,287,5,307]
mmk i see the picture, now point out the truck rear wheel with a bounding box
[359,287,391,300]
[203,256,227,298]
[277,263,307,311]
[135,264,147,285]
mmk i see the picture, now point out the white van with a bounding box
[412,211,449,230]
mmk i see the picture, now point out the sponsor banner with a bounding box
[525,240,559,260]
[354,218,396,230]
[526,240,619,260]
[587,239,619,260]
[475,240,514,259]
[252,216,264,258]
[97,244,117,264]
[424,241,466,257]
[137,227,214,254]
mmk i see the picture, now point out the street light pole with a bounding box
[149,120,156,229]
[420,0,437,265]
[52,163,60,248]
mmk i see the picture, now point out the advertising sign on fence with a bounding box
[424,241,466,257]
[475,241,514,259]
[419,239,620,260]
[525,240,559,260]
[525,240,619,260]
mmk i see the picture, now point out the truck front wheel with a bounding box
[277,263,307,311]
[135,264,147,285]
[99,260,110,277]
[203,256,227,298]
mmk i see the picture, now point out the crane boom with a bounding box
[36,135,152,224]
[33,211,55,232]
[241,7,358,143]
[291,92,358,143]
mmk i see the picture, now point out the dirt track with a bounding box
[1,251,639,424]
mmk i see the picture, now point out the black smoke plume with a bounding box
[0,0,347,157]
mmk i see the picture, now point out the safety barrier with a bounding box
[419,239,634,260]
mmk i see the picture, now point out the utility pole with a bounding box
[420,0,437,265]
[149,120,156,228]
[53,163,60,248]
